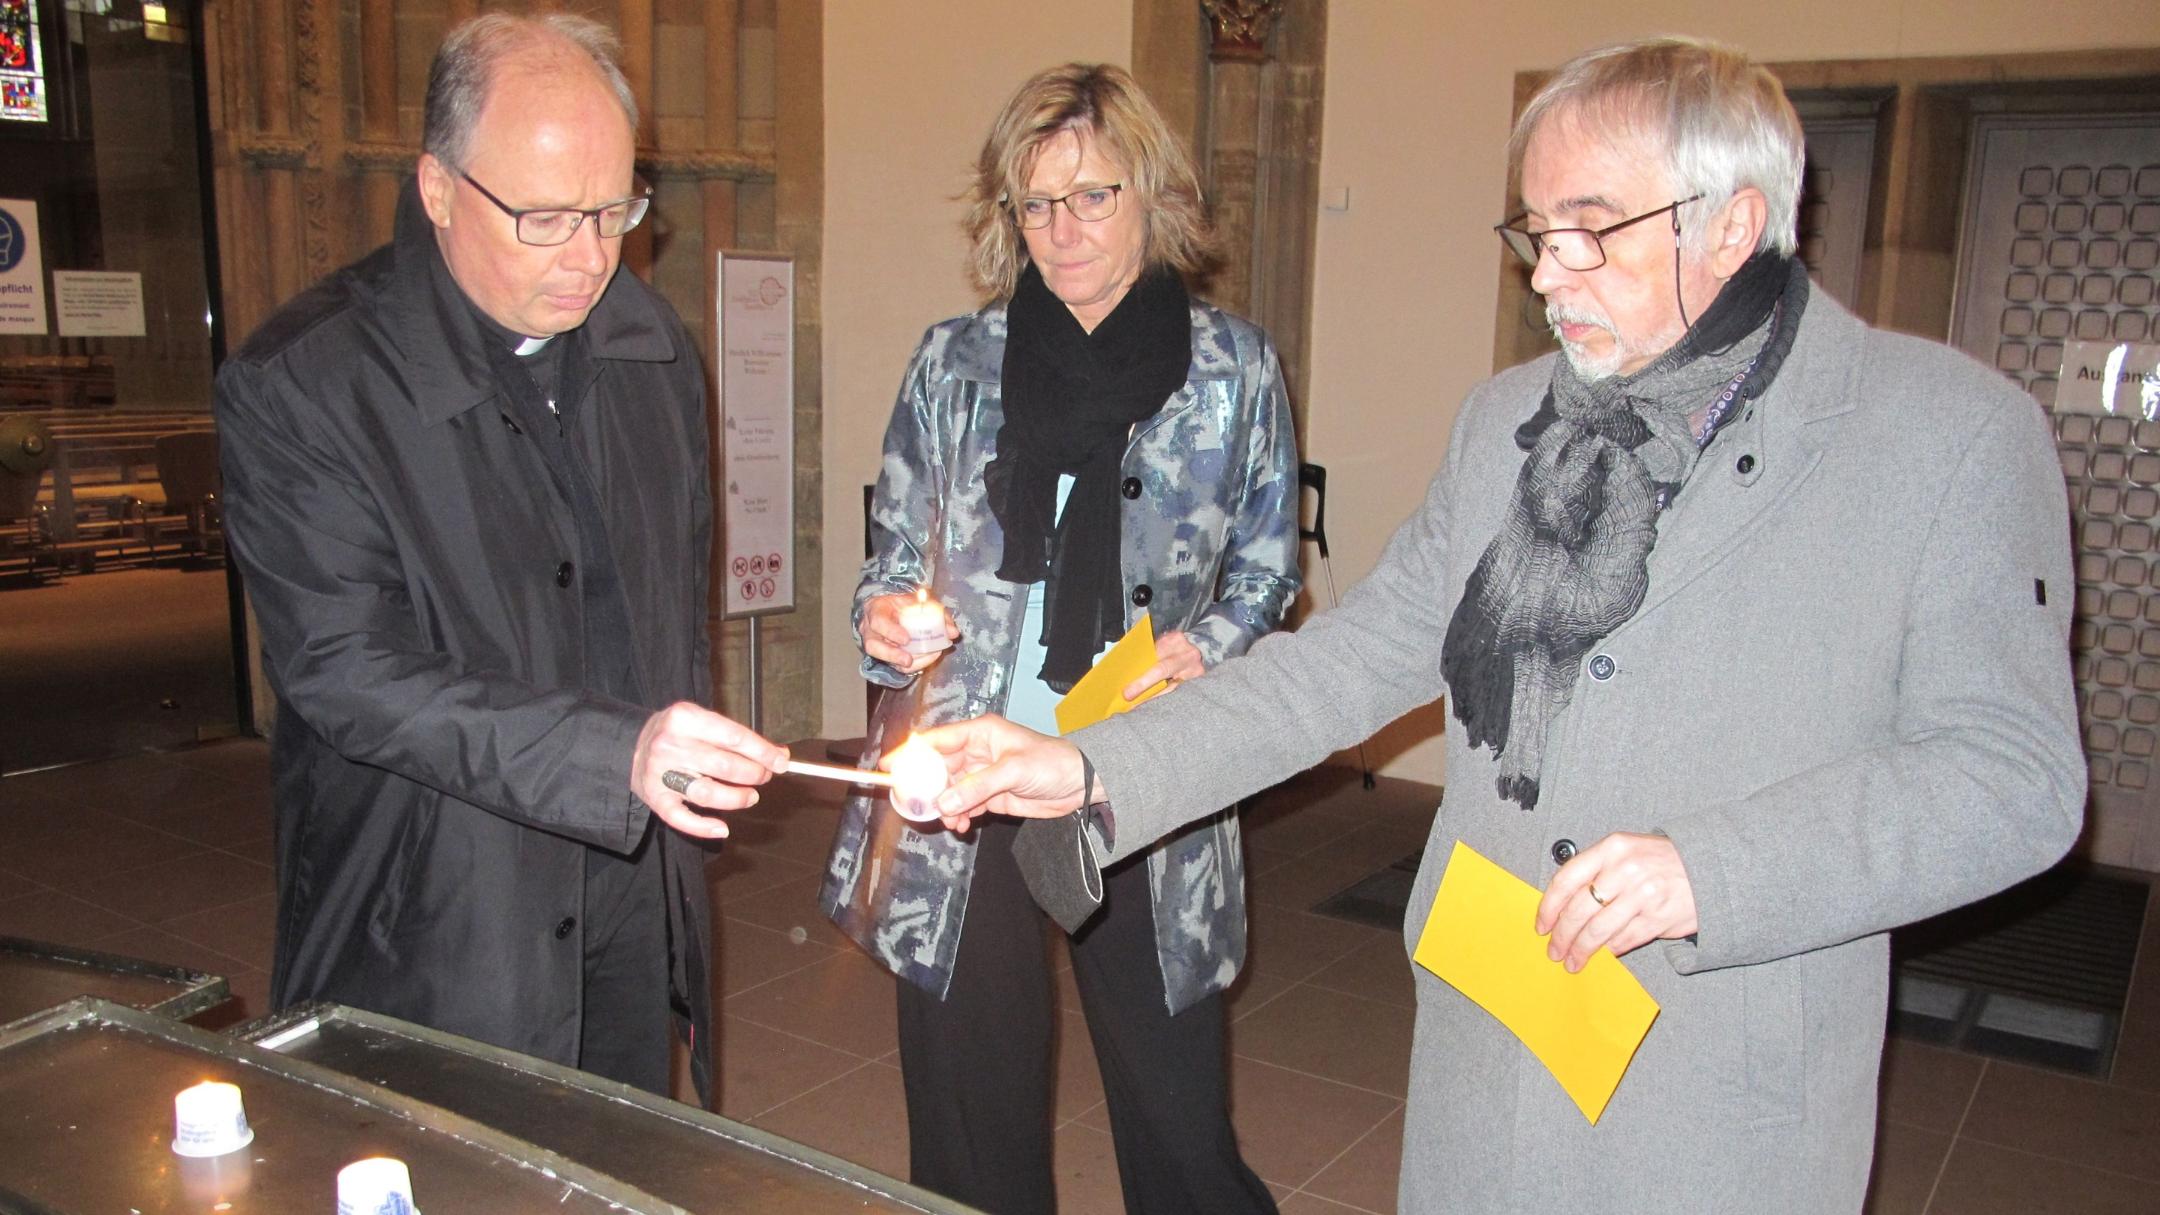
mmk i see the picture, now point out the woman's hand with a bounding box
[1121,629,1204,702]
[860,591,958,674]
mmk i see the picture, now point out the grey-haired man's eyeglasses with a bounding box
[460,172,653,247]
[1494,194,1704,271]
[1013,184,1124,230]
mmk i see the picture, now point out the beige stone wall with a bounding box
[816,1,1132,739]
[1305,1,2160,781]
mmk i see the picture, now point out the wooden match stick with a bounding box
[785,759,897,787]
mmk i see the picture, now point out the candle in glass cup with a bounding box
[884,733,950,822]
[898,588,950,656]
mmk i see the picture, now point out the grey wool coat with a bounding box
[1057,290,2086,1212]
[820,297,1301,1012]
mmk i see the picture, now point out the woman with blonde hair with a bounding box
[820,62,1296,1214]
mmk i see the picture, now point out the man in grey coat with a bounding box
[216,14,786,1102]
[914,37,2086,1212]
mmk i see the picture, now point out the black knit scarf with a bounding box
[1442,253,1809,808]
[987,262,1192,692]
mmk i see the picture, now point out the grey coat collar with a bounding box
[380,178,680,427]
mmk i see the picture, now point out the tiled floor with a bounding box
[4,739,2160,1213]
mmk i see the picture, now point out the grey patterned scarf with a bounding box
[1443,253,1806,808]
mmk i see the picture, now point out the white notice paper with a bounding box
[0,198,49,335]
[54,270,147,337]
[2058,340,2160,421]
[717,252,796,618]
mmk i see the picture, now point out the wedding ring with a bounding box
[661,769,696,795]
[1588,883,1610,907]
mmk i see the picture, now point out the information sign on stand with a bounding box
[717,252,795,620]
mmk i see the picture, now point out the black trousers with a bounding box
[896,818,1276,1215]
[577,821,672,1096]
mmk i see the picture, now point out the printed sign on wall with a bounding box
[0,197,48,334]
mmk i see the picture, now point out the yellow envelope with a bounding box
[1053,614,1166,736]
[1412,840,1660,1124]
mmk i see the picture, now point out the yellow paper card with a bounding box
[1412,840,1660,1124]
[1053,614,1166,736]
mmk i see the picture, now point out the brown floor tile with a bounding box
[160,892,279,973]
[0,889,145,947]
[1247,848,1403,914]
[71,847,275,925]
[1224,1055,1403,1191]
[8,751,248,815]
[109,784,274,848]
[1243,796,1364,859]
[724,947,900,1061]
[725,782,847,867]
[1925,1140,2160,1214]
[0,806,208,885]
[1247,901,1384,985]
[752,1059,912,1182]
[163,739,273,784]
[1230,983,1414,1098]
[1299,1104,1403,1214]
[1225,969,1296,1023]
[1052,1008,1110,1125]
[80,923,254,982]
[1280,1193,1386,1214]
[706,844,820,904]
[713,1013,871,1122]
[2104,884,2160,1094]
[1051,1121,1127,1215]
[1878,1037,1987,1133]
[1960,1058,2160,1180]
[1306,936,1417,1009]
[1864,1119,1952,1215]
[720,875,857,951]
[212,833,275,867]
[712,915,838,998]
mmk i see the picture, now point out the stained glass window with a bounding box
[0,0,47,124]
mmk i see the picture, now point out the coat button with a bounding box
[501,412,524,435]
[1130,584,1153,607]
[556,561,575,588]
[1551,839,1577,865]
[553,916,576,940]
[1121,476,1142,500]
[1588,653,1616,681]
[1736,454,1756,474]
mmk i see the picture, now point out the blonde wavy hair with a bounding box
[963,63,1216,300]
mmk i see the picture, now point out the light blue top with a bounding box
[1004,475,1110,734]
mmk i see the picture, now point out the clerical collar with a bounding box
[515,335,554,357]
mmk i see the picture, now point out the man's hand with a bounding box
[913,714,1095,833]
[1535,831,1699,972]
[630,702,788,840]
[860,591,957,675]
[1120,629,1204,703]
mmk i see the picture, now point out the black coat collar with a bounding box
[382,178,679,426]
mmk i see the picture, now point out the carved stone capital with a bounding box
[235,135,312,170]
[634,149,780,183]
[1200,0,1284,63]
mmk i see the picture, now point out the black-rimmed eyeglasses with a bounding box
[1494,194,1704,271]
[461,172,653,247]
[1013,184,1123,230]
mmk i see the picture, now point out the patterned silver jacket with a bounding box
[818,296,1301,1013]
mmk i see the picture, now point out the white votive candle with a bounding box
[898,588,949,656]
[171,1080,254,1158]
[885,733,951,822]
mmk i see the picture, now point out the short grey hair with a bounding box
[422,13,639,170]
[1507,37,1804,258]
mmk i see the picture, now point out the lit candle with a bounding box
[884,733,951,822]
[171,1080,254,1158]
[898,588,950,656]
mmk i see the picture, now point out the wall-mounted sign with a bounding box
[717,251,795,619]
[54,270,145,337]
[0,198,47,334]
[2059,340,2160,421]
